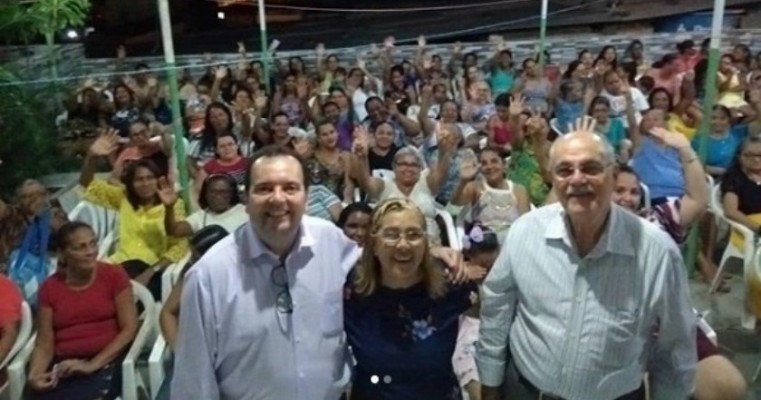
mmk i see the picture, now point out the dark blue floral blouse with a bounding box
[344,274,477,400]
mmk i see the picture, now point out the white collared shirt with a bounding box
[476,203,696,400]
[171,216,361,400]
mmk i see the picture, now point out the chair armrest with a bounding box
[161,253,191,303]
[122,318,155,400]
[7,333,36,400]
[148,334,170,400]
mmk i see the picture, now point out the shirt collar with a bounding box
[545,203,635,258]
[239,219,316,264]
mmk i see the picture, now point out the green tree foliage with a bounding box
[0,0,91,197]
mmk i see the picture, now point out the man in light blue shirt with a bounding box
[171,145,360,400]
[477,124,697,400]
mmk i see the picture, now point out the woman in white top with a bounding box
[450,147,531,243]
[158,173,247,236]
[351,126,456,245]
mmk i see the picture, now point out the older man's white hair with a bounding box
[548,131,617,169]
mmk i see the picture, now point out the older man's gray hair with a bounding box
[548,132,617,169]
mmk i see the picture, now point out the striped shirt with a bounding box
[476,203,696,400]
[307,185,341,221]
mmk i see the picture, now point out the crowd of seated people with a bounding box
[0,33,760,400]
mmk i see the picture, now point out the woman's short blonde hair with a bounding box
[353,198,448,299]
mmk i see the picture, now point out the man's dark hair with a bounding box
[244,145,309,193]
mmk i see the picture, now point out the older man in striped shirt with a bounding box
[477,119,697,400]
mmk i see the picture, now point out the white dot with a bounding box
[383,375,392,384]
[370,375,379,384]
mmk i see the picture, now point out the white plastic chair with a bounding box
[122,281,158,400]
[708,184,759,329]
[0,302,32,372]
[5,281,156,400]
[434,204,460,251]
[549,118,563,136]
[161,252,191,303]
[68,201,119,245]
[148,305,172,400]
[639,182,651,210]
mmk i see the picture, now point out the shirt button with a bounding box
[370,375,379,384]
[383,375,392,384]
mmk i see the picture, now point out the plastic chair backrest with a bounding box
[0,301,32,370]
[131,281,156,323]
[639,182,651,210]
[710,185,724,218]
[549,118,563,136]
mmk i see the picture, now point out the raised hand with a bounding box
[422,55,433,70]
[453,41,462,55]
[420,84,433,103]
[316,43,326,56]
[214,66,228,80]
[417,35,426,48]
[437,123,458,154]
[89,129,119,156]
[509,94,525,116]
[254,95,268,110]
[383,36,395,49]
[352,126,370,156]
[296,81,308,99]
[650,127,689,150]
[157,177,178,206]
[116,45,126,59]
[568,115,597,134]
[459,158,479,181]
[237,41,246,53]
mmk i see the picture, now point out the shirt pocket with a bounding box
[586,306,639,369]
[321,289,344,336]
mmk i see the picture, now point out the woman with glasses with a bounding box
[351,126,455,245]
[27,222,138,400]
[344,198,477,400]
[158,173,246,237]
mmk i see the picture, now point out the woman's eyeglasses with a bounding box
[377,228,426,246]
[270,264,293,314]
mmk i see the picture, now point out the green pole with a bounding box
[257,0,271,94]
[684,0,724,276]
[538,0,548,76]
[158,0,190,212]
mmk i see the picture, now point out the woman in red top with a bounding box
[26,222,138,400]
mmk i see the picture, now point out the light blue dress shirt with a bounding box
[476,203,696,400]
[171,216,361,400]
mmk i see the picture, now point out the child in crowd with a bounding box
[452,223,500,400]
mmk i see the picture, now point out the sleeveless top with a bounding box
[470,180,521,244]
[631,136,684,199]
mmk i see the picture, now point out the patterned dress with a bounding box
[507,141,550,206]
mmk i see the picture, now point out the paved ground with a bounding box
[692,257,761,399]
